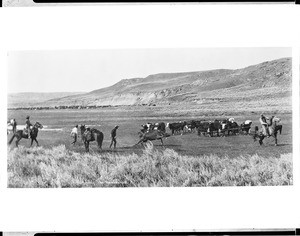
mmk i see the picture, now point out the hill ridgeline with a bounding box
[44,57,291,109]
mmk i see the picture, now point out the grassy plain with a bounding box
[7,106,293,187]
[7,106,292,158]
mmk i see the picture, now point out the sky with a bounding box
[7,47,291,93]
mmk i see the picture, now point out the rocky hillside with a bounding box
[45,57,292,109]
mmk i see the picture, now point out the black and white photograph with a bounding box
[6,48,293,188]
[1,4,300,233]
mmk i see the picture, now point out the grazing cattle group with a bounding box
[7,115,282,151]
[136,118,257,148]
[143,118,253,138]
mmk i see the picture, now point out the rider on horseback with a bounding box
[259,114,270,137]
[25,116,32,139]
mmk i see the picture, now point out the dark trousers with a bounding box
[71,134,77,145]
[110,137,117,148]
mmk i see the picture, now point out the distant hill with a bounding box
[44,57,292,112]
[8,92,84,108]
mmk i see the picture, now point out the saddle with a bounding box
[23,128,31,137]
[83,129,95,141]
[259,127,274,136]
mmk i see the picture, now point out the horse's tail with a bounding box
[96,132,104,149]
[8,134,15,145]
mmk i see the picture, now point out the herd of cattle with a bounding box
[140,118,253,137]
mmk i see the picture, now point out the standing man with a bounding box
[259,114,270,137]
[71,125,78,145]
[12,118,17,133]
[25,116,32,139]
[110,125,119,149]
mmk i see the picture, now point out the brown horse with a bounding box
[253,117,282,146]
[80,125,104,152]
[8,122,43,147]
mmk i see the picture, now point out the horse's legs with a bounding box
[98,142,103,150]
[160,138,164,147]
[259,136,264,146]
[274,133,278,146]
[16,137,22,147]
[35,138,39,147]
[85,141,89,152]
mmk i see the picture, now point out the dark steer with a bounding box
[153,122,166,133]
[136,130,170,146]
[207,120,222,137]
[240,122,252,135]
[167,122,186,135]
[197,121,210,136]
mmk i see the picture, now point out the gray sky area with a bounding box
[7,48,291,93]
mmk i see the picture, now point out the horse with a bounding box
[136,130,170,147]
[80,125,104,152]
[8,122,43,147]
[253,116,282,146]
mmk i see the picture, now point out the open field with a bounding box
[7,106,292,158]
[7,106,293,187]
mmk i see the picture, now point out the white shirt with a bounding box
[71,127,78,135]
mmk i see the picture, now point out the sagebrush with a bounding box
[8,144,292,187]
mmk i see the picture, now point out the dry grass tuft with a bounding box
[8,144,292,188]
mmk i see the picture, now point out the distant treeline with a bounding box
[8,103,157,110]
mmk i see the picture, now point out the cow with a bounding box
[197,121,210,136]
[140,124,148,133]
[140,122,154,132]
[228,121,239,135]
[220,119,239,136]
[183,120,199,133]
[135,130,171,146]
[141,122,166,133]
[207,120,222,137]
[240,120,252,135]
[153,122,166,133]
[166,122,186,135]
